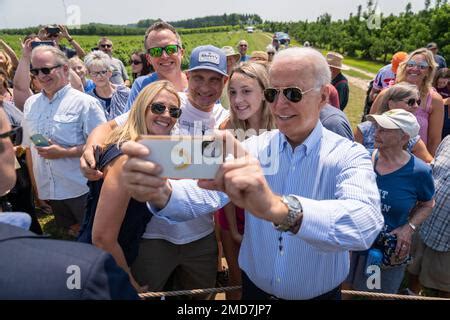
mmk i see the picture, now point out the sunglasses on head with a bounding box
[100,44,112,48]
[406,60,429,70]
[131,60,143,65]
[150,103,182,119]
[30,64,62,76]
[0,126,23,146]
[147,44,180,58]
[264,87,316,103]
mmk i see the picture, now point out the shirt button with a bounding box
[280,251,284,256]
[277,278,281,283]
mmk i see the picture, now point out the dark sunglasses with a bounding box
[100,44,112,48]
[239,44,248,47]
[147,44,180,58]
[264,87,316,103]
[403,98,421,107]
[0,126,23,146]
[131,60,143,65]
[30,64,62,76]
[150,103,182,119]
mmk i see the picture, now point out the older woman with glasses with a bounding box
[356,82,433,163]
[347,109,435,295]
[78,80,182,292]
[370,48,444,156]
[84,51,130,120]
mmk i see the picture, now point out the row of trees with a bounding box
[137,14,262,29]
[261,1,449,63]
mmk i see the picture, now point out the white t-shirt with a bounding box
[113,92,229,243]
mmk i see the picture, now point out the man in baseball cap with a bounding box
[426,42,447,70]
[367,108,420,139]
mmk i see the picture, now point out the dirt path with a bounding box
[344,74,371,91]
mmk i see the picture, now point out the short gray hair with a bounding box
[271,47,331,88]
[84,50,113,71]
[31,45,68,66]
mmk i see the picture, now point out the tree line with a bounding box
[260,1,449,63]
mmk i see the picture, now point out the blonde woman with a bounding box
[356,82,433,163]
[370,48,444,156]
[218,62,275,299]
[78,80,182,292]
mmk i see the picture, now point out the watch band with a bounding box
[408,221,417,231]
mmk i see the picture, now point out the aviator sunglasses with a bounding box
[264,87,316,103]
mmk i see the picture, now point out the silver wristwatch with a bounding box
[274,195,303,232]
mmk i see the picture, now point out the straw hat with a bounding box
[221,46,241,64]
[326,52,349,70]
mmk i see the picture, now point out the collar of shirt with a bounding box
[279,120,323,156]
[41,84,71,103]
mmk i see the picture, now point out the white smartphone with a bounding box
[138,135,223,179]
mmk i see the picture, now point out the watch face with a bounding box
[286,196,302,211]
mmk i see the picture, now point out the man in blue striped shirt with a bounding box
[121,47,384,300]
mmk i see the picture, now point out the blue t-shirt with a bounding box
[126,72,159,110]
[374,151,434,230]
[84,79,95,93]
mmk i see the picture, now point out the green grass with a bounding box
[344,83,366,130]
[343,69,373,80]
[342,56,384,75]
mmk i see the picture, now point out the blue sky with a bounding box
[0,0,427,29]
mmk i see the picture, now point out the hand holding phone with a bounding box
[138,135,223,179]
[31,41,55,49]
[30,134,50,147]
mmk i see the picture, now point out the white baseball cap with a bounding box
[367,109,420,138]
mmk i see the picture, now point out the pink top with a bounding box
[415,90,433,145]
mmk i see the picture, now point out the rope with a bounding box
[341,290,450,301]
[138,286,450,300]
[138,286,241,299]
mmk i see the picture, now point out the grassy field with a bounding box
[344,83,366,130]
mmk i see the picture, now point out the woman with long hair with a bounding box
[370,48,444,156]
[218,62,275,299]
[130,51,153,82]
[78,80,182,292]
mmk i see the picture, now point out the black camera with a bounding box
[46,26,60,35]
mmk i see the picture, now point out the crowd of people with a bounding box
[0,22,448,300]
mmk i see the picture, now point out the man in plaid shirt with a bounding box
[407,135,450,298]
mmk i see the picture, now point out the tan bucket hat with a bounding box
[326,52,350,70]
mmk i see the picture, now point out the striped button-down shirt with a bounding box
[151,121,384,299]
[420,135,450,252]
[22,85,107,200]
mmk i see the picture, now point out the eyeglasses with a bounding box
[403,98,421,107]
[0,126,23,146]
[147,45,180,58]
[150,103,182,119]
[406,60,429,70]
[90,70,109,78]
[30,64,62,76]
[131,60,143,65]
[239,45,247,48]
[100,44,112,48]
[264,87,316,103]
[267,52,275,55]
